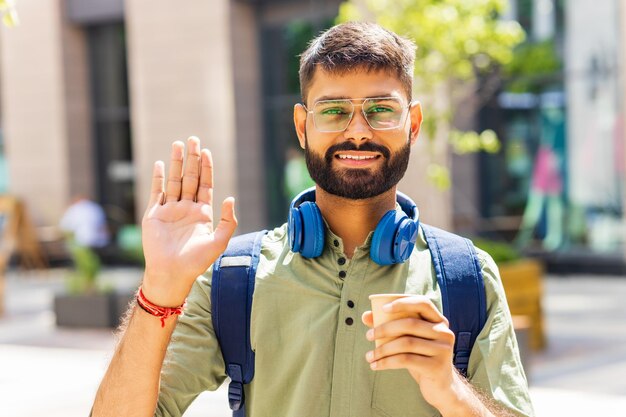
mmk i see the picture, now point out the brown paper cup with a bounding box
[369,294,412,347]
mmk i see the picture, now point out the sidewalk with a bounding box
[1,268,625,416]
[525,276,626,414]
[0,268,232,417]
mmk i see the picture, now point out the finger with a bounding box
[362,311,374,328]
[197,148,214,205]
[147,160,165,208]
[366,336,445,364]
[180,136,201,201]
[213,197,238,250]
[369,353,429,371]
[384,296,447,325]
[370,317,453,343]
[165,141,185,203]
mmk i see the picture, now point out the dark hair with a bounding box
[299,22,416,105]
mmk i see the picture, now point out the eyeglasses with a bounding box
[303,96,411,133]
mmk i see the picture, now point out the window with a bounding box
[87,23,135,230]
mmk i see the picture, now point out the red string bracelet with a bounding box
[136,287,186,327]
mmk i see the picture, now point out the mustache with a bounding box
[324,141,391,163]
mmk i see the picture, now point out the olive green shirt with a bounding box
[156,223,534,417]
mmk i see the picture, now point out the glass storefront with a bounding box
[87,23,135,232]
[479,0,624,256]
[260,16,335,224]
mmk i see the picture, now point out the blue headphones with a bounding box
[288,187,420,265]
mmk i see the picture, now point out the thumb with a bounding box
[362,310,374,328]
[213,197,238,248]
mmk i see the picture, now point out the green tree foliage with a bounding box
[504,39,562,93]
[0,0,18,27]
[337,0,525,188]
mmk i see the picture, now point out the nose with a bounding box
[343,108,373,142]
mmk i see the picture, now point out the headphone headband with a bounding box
[289,187,317,211]
[291,187,419,221]
[395,191,419,223]
[288,187,419,264]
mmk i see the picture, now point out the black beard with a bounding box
[304,134,411,199]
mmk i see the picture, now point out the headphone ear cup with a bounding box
[288,207,304,253]
[298,201,325,258]
[392,218,418,263]
[371,210,402,265]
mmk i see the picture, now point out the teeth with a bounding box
[338,154,377,160]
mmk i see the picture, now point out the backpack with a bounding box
[211,224,487,417]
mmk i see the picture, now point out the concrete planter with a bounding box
[499,258,546,351]
[53,291,134,328]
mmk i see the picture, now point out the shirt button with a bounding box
[347,300,355,308]
[345,317,354,325]
[337,257,346,265]
[333,239,339,247]
[338,271,346,279]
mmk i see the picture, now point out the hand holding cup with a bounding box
[363,293,459,407]
[368,294,413,347]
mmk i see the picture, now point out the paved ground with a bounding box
[1,268,625,416]
[527,276,626,415]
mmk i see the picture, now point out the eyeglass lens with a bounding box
[312,98,405,132]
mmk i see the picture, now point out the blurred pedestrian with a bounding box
[515,107,565,251]
[60,195,110,249]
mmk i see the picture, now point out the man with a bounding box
[60,195,110,249]
[92,22,534,417]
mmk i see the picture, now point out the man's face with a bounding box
[293,69,422,200]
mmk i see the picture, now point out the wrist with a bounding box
[141,270,188,308]
[136,286,186,328]
[431,373,474,416]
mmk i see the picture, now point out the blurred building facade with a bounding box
[0,0,454,244]
[0,0,336,235]
[566,0,625,255]
[0,0,624,261]
[455,0,626,260]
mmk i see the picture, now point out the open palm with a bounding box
[140,137,237,307]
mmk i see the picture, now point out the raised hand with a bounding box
[140,137,237,307]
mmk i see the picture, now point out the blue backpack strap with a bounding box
[421,224,487,377]
[211,230,267,417]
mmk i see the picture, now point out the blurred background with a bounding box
[0,0,625,416]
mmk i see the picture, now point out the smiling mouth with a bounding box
[335,153,381,161]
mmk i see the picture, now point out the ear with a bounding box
[408,101,423,145]
[293,104,307,149]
